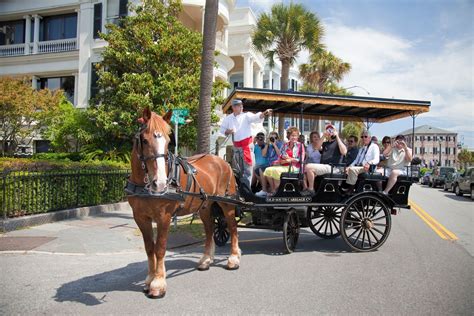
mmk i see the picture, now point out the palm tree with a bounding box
[252,3,323,136]
[197,0,218,154]
[299,49,351,93]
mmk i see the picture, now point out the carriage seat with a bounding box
[358,172,387,181]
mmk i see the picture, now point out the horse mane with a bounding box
[145,112,171,141]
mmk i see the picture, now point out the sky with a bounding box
[239,0,473,148]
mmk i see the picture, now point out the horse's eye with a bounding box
[142,139,148,145]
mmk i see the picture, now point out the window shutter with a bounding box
[93,3,102,39]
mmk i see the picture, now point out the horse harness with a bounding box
[125,126,242,212]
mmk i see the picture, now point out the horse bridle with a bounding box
[134,125,169,185]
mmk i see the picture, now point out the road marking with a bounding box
[409,199,458,241]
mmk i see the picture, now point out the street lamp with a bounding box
[333,85,371,95]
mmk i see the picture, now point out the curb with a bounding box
[1,202,131,233]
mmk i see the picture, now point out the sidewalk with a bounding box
[0,203,202,255]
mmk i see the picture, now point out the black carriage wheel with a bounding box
[283,209,300,254]
[213,215,230,247]
[340,195,391,252]
[307,206,342,239]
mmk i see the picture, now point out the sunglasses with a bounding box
[361,135,369,138]
[383,141,391,144]
[348,140,355,143]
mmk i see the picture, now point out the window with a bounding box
[415,147,418,154]
[454,147,456,155]
[0,20,25,45]
[303,119,310,132]
[90,63,100,100]
[427,136,431,141]
[93,3,103,39]
[38,76,75,104]
[41,14,77,41]
[263,79,269,89]
[107,0,128,26]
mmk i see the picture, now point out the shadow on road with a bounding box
[54,256,199,306]
[442,193,473,202]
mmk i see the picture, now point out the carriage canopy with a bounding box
[222,88,430,123]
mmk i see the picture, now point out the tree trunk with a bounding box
[197,0,218,154]
[277,58,291,138]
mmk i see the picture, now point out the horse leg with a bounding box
[133,215,155,293]
[148,212,172,298]
[221,203,241,270]
[197,205,215,271]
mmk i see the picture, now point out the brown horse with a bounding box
[128,108,241,298]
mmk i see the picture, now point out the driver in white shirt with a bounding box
[220,99,272,188]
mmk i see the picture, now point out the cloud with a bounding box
[247,0,279,15]
[321,21,473,146]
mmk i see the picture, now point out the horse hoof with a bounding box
[226,264,239,270]
[197,265,210,271]
[147,290,165,299]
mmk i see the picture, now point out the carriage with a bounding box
[125,88,430,298]
[210,88,430,253]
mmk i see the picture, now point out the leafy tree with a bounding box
[252,2,323,135]
[299,49,351,93]
[42,99,94,152]
[341,122,365,142]
[458,148,474,169]
[197,0,218,154]
[89,0,226,156]
[0,77,62,156]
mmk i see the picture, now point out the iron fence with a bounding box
[1,169,130,218]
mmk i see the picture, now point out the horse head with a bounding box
[135,107,173,192]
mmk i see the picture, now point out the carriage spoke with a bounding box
[347,226,362,239]
[366,230,373,248]
[361,230,366,248]
[372,227,386,235]
[373,223,388,227]
[371,215,388,222]
[368,229,380,243]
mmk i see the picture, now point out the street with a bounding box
[0,184,472,315]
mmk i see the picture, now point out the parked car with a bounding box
[443,172,459,192]
[421,172,432,185]
[453,167,474,200]
[429,166,456,188]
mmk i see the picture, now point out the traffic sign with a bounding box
[171,108,189,125]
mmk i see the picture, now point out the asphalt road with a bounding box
[1,184,472,315]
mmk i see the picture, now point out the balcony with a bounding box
[0,38,78,57]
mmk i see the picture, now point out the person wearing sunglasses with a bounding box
[343,135,359,166]
[343,130,380,193]
[380,135,412,195]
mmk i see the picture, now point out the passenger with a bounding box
[303,124,347,196]
[371,135,378,144]
[343,130,380,193]
[255,131,283,197]
[343,135,359,166]
[381,135,412,195]
[263,127,305,196]
[219,99,272,188]
[252,132,269,190]
[379,136,392,168]
[305,131,322,164]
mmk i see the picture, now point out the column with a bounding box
[31,75,38,89]
[76,2,94,108]
[268,69,273,89]
[243,54,252,88]
[75,8,81,49]
[223,25,228,48]
[32,14,42,54]
[73,73,79,106]
[256,70,263,89]
[24,15,31,54]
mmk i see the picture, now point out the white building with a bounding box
[0,0,301,153]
